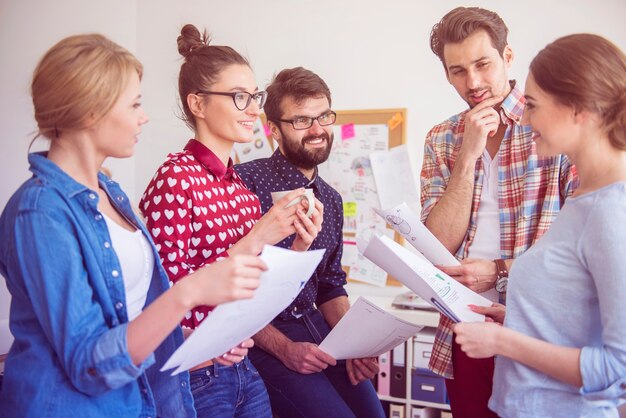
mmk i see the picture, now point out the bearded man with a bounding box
[235,67,385,418]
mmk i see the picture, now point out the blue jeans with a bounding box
[189,357,271,418]
[249,309,385,418]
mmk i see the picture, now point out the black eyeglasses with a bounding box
[195,90,268,111]
[277,111,337,130]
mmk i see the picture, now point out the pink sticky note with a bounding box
[341,123,355,140]
[263,124,271,137]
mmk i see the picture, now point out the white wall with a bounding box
[1,0,625,350]
[134,0,626,200]
[0,0,138,353]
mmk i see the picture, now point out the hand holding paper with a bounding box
[319,297,423,360]
[357,234,490,323]
[162,245,325,374]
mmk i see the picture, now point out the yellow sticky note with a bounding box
[343,202,357,217]
[387,112,403,130]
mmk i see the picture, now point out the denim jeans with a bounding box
[189,357,271,418]
[249,309,385,418]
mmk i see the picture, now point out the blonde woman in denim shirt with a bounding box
[0,34,266,418]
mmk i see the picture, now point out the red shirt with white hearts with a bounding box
[140,139,261,329]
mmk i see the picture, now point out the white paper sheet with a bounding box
[344,227,394,287]
[370,145,420,210]
[318,297,423,360]
[342,240,359,267]
[162,245,325,374]
[358,234,490,323]
[374,202,460,266]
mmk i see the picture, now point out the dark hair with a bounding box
[177,24,249,130]
[264,67,331,123]
[530,34,626,150]
[430,7,508,69]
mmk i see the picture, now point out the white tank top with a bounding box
[467,150,501,302]
[103,213,154,321]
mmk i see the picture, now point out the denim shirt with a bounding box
[0,153,195,418]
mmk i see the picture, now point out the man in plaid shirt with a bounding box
[420,7,577,418]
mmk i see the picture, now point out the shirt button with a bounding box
[115,301,124,310]
[116,196,124,202]
[111,270,119,278]
[95,214,102,221]
[104,241,111,249]
[181,381,187,388]
[88,193,96,200]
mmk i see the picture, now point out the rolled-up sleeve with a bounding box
[12,210,152,396]
[578,205,626,407]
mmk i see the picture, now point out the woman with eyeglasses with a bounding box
[140,24,322,417]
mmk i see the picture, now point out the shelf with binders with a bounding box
[345,283,449,416]
[375,328,451,417]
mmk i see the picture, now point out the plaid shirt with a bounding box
[420,82,578,378]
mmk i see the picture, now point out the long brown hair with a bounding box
[530,34,626,150]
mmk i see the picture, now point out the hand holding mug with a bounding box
[271,188,315,218]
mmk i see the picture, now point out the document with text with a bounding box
[374,202,460,266]
[318,297,423,360]
[162,245,325,374]
[358,234,490,323]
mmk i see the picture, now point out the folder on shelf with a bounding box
[412,328,436,370]
[410,406,424,418]
[390,343,406,398]
[378,351,391,396]
[390,403,405,418]
[411,407,441,418]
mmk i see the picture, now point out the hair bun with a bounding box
[177,24,211,58]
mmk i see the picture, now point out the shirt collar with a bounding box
[499,80,525,125]
[28,152,91,198]
[269,149,319,189]
[184,139,235,181]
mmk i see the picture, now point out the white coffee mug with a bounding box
[270,188,315,217]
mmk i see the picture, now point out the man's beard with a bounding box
[279,128,334,170]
